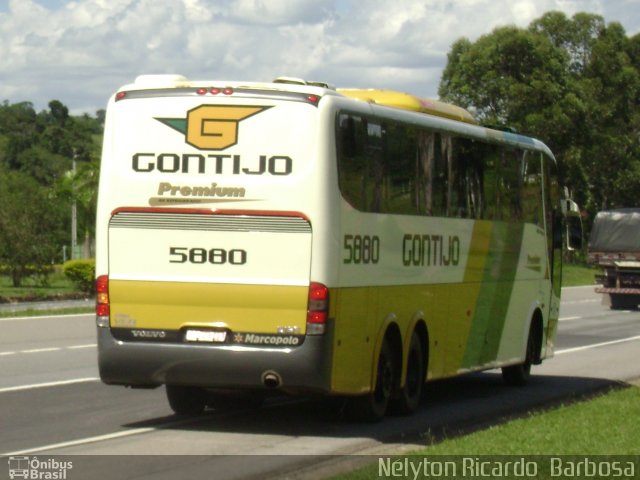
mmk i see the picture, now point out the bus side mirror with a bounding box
[561,198,583,251]
[566,215,583,251]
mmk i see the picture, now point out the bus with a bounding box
[95,75,581,421]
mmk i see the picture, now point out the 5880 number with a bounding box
[343,235,380,264]
[169,247,247,265]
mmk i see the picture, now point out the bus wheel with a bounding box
[166,385,207,415]
[502,325,535,387]
[390,332,424,415]
[347,339,395,422]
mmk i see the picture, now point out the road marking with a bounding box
[1,416,206,456]
[22,348,61,354]
[1,428,156,456]
[67,344,97,350]
[0,377,99,394]
[0,344,97,356]
[561,299,600,305]
[556,335,640,355]
[0,313,93,322]
[558,310,632,322]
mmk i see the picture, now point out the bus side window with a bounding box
[521,152,544,227]
[340,115,357,158]
[410,130,446,217]
[454,138,485,220]
[337,113,370,211]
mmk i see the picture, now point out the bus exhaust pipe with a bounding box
[262,371,282,389]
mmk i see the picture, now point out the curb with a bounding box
[0,299,94,313]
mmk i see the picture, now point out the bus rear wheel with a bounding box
[390,332,425,415]
[502,324,536,386]
[166,385,207,415]
[347,339,395,422]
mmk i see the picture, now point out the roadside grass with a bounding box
[0,270,77,300]
[411,385,640,455]
[0,271,92,317]
[562,263,598,287]
[333,385,640,479]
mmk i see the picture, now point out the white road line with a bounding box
[0,377,99,394]
[559,316,581,321]
[556,335,640,355]
[22,348,61,354]
[1,428,156,456]
[1,416,203,457]
[0,344,97,356]
[0,313,93,322]
[561,299,600,305]
[66,344,97,350]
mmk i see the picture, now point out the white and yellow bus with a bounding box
[96,75,581,421]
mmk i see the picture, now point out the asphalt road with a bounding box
[1,285,639,479]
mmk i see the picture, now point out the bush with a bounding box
[0,263,55,287]
[63,259,96,294]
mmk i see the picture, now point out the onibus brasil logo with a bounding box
[155,105,271,150]
[8,456,73,479]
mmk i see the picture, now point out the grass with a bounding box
[0,269,79,300]
[562,263,599,287]
[412,385,640,455]
[0,270,92,317]
[333,385,640,479]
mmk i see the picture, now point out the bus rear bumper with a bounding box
[97,328,333,394]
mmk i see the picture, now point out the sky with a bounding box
[1,0,639,115]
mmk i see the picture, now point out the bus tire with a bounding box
[502,323,536,387]
[166,385,207,415]
[347,339,395,422]
[390,332,425,415]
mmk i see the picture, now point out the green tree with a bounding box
[580,22,640,211]
[54,153,100,250]
[439,11,640,219]
[0,171,67,286]
[529,11,605,74]
[14,145,70,185]
[0,101,39,170]
[0,99,102,284]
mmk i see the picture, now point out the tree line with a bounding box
[0,100,102,286]
[439,11,640,222]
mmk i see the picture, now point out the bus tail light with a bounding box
[96,275,110,328]
[307,282,329,335]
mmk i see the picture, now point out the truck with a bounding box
[588,208,640,309]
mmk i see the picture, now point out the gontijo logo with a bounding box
[155,105,271,150]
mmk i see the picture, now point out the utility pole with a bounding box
[71,150,78,259]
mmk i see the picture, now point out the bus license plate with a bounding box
[185,329,227,343]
